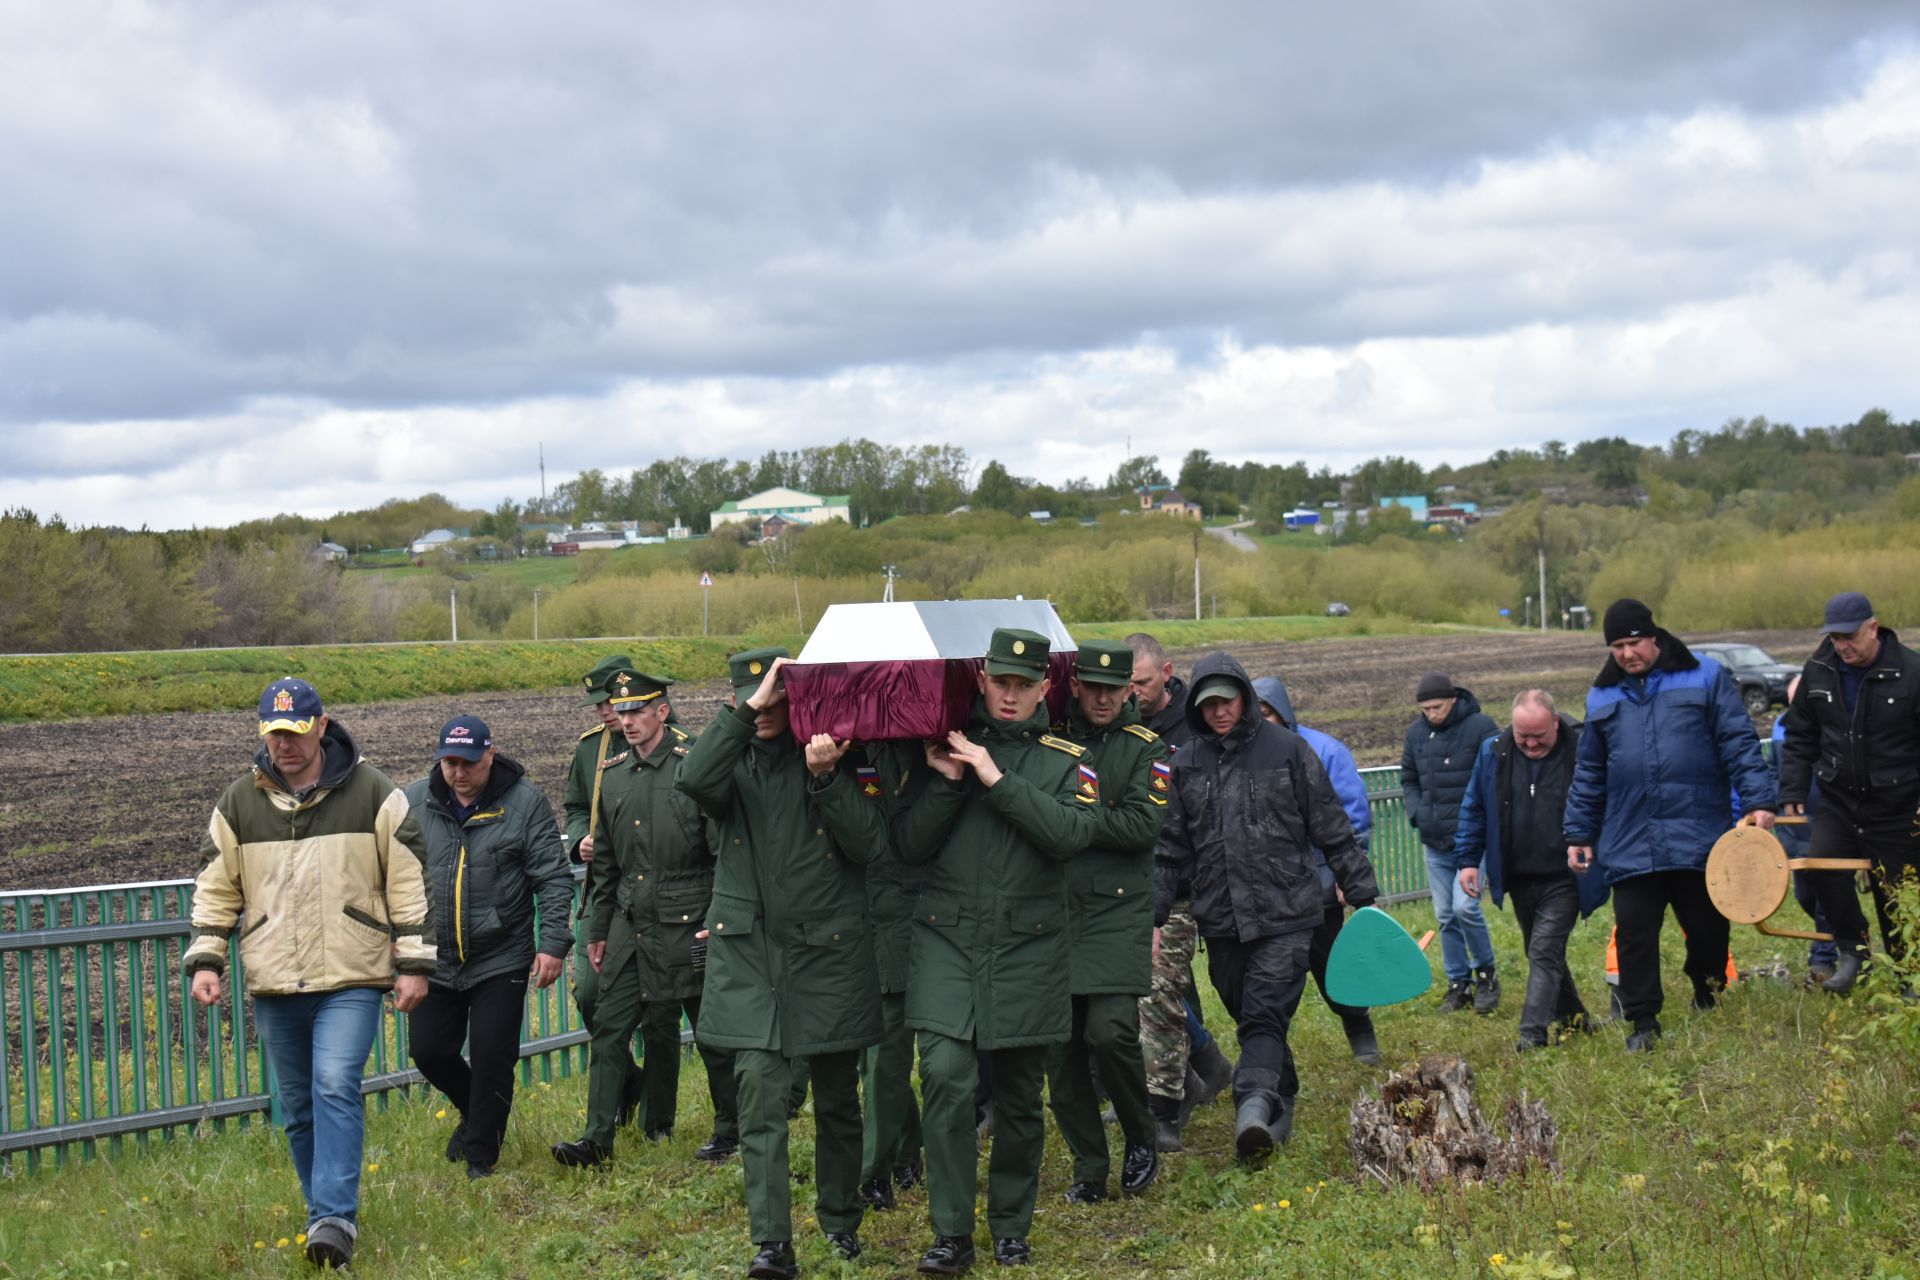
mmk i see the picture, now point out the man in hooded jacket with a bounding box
[1402,672,1501,1013]
[1565,599,1777,1052]
[1154,653,1378,1162]
[1250,675,1381,1065]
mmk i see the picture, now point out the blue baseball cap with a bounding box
[436,715,493,761]
[258,678,323,736]
[1821,591,1874,634]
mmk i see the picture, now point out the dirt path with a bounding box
[0,629,1810,892]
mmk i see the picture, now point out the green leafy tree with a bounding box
[973,460,1021,512]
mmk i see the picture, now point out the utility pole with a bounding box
[1192,527,1202,621]
[1537,545,1548,632]
[793,577,804,628]
[532,587,541,641]
[539,442,547,514]
[449,588,458,642]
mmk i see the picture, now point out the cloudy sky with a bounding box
[4,2,1918,529]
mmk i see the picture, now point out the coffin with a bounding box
[785,599,1078,742]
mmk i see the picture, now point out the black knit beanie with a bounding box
[1603,598,1657,644]
[1414,671,1455,702]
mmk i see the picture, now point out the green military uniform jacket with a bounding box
[1061,702,1169,996]
[895,700,1097,1049]
[676,703,889,1057]
[563,723,621,864]
[863,742,925,996]
[585,723,713,1003]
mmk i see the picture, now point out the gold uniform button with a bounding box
[832,933,841,942]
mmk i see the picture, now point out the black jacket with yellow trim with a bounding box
[406,754,574,991]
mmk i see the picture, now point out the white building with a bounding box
[709,487,852,532]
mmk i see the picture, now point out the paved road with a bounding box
[1204,520,1260,553]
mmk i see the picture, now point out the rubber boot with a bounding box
[1148,1092,1183,1154]
[1820,949,1864,994]
[1188,1039,1235,1109]
[1233,1095,1274,1162]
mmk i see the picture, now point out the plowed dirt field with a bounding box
[0,629,1809,891]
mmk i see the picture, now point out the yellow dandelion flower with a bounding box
[296,1234,308,1246]
[1278,1199,1291,1208]
[366,1161,380,1172]
[436,1108,448,1119]
[1489,1255,1507,1267]
[1252,1203,1265,1212]
[276,1238,290,1249]
[253,1241,266,1250]
[139,1230,153,1240]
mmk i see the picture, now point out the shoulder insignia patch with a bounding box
[579,725,605,741]
[1074,761,1100,804]
[598,751,630,770]
[1122,723,1159,743]
[1149,759,1172,797]
[1038,734,1086,758]
[672,745,689,757]
[670,725,690,741]
[854,764,883,798]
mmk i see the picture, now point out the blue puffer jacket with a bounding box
[1253,677,1372,907]
[1562,635,1777,885]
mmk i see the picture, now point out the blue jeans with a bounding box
[1424,846,1495,982]
[1182,995,1214,1053]
[253,988,382,1228]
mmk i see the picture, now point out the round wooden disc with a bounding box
[1705,826,1791,924]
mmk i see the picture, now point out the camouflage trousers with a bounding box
[1139,906,1198,1100]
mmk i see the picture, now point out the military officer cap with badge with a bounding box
[603,667,674,711]
[1073,638,1133,687]
[983,627,1050,681]
[576,654,636,706]
[728,646,790,695]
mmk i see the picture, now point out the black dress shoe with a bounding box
[917,1235,977,1275]
[826,1231,862,1261]
[860,1177,896,1211]
[893,1157,923,1190]
[444,1122,468,1163]
[993,1237,1031,1266]
[551,1138,611,1168]
[1063,1179,1106,1204]
[747,1240,798,1280]
[1120,1141,1159,1195]
[465,1161,494,1180]
[695,1132,741,1162]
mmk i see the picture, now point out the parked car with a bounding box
[1326,601,1352,617]
[1692,642,1799,717]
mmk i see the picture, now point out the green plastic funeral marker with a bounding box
[1325,906,1435,1008]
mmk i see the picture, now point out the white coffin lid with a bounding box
[796,599,1076,663]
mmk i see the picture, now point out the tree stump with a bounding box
[1349,1052,1559,1192]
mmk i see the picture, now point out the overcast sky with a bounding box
[4,2,1918,529]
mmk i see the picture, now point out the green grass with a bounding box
[0,617,1442,724]
[3,902,1915,1278]
[0,637,802,724]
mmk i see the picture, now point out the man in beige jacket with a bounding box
[186,678,436,1270]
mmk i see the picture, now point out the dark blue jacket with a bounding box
[1454,721,1609,917]
[1253,676,1371,907]
[1563,636,1777,885]
[1400,686,1498,852]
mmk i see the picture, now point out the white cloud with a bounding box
[2,3,1917,526]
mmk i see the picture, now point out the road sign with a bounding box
[699,572,713,587]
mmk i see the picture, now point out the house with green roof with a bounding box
[709,486,852,532]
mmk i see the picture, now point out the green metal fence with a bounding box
[0,770,1421,1166]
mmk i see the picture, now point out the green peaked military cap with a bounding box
[576,654,636,706]
[729,646,790,693]
[1074,638,1133,687]
[604,667,674,710]
[984,627,1050,679]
